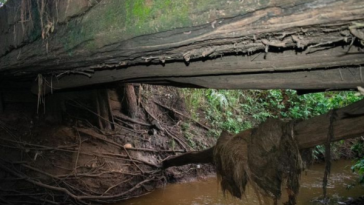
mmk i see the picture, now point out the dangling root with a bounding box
[214,119,307,205]
[36,74,44,114]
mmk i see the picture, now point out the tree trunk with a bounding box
[94,89,112,130]
[119,83,138,119]
[162,98,364,169]
[0,0,363,91]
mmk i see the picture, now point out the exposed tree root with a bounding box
[0,85,212,204]
[153,100,211,131]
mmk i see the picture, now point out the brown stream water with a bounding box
[116,160,364,205]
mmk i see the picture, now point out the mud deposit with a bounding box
[116,160,364,205]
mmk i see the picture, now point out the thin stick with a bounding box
[57,171,141,178]
[113,112,151,127]
[0,141,159,166]
[339,68,344,81]
[153,100,211,130]
[106,91,115,130]
[142,103,188,151]
[66,99,118,129]
[346,37,356,53]
[165,129,189,151]
[123,147,145,174]
[74,129,82,174]
[102,177,134,196]
[0,162,86,204]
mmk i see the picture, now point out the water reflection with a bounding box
[115,160,364,205]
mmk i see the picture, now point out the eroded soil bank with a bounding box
[0,85,215,205]
[1,84,363,205]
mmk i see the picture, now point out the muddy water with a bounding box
[117,160,364,205]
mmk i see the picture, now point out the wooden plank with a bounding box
[29,50,364,93]
[165,67,364,89]
[295,99,364,148]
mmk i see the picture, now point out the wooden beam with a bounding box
[295,99,364,148]
[162,99,364,169]
[32,65,364,94]
[27,43,364,94]
[1,0,364,82]
[164,67,364,90]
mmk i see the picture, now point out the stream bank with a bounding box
[115,160,364,205]
[0,85,216,204]
[0,85,363,205]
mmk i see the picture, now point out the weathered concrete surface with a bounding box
[0,0,364,91]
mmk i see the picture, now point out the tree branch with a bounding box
[162,99,364,169]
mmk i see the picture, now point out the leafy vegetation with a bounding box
[0,0,6,7]
[351,159,364,183]
[351,140,364,184]
[181,89,362,134]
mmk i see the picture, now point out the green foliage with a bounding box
[180,122,197,148]
[351,159,364,183]
[313,145,325,160]
[351,142,364,158]
[351,140,364,184]
[286,91,363,118]
[184,132,196,148]
[181,122,190,132]
[0,0,6,8]
[181,89,363,135]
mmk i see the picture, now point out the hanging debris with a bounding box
[214,119,306,205]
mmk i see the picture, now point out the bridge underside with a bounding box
[0,0,363,92]
[0,1,364,204]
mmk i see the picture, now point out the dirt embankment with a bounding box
[0,85,215,205]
